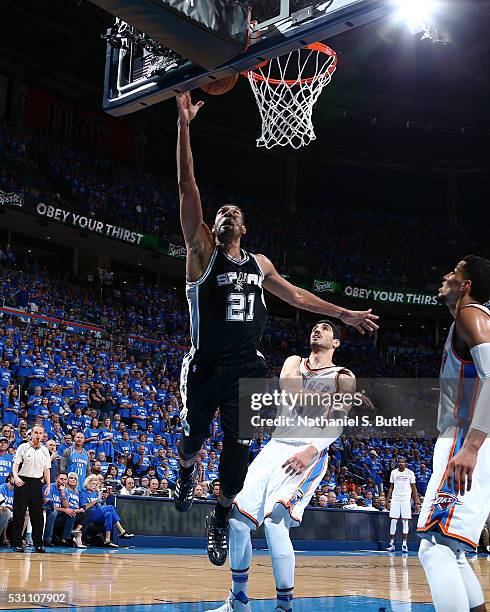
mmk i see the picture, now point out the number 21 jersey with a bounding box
[185,248,267,365]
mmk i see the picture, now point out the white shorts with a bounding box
[233,438,331,527]
[389,499,412,519]
[417,428,490,550]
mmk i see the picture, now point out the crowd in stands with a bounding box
[0,243,442,547]
[0,120,452,545]
[1,123,486,291]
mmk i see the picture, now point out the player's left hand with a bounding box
[446,446,478,495]
[339,309,379,334]
[282,447,318,476]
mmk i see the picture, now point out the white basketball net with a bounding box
[246,44,337,150]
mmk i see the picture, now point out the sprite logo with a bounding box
[431,491,462,512]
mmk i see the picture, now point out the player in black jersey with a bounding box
[175,92,379,566]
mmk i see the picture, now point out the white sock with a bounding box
[456,549,485,609]
[264,512,295,610]
[402,519,409,535]
[390,519,398,537]
[418,538,470,611]
[229,511,253,599]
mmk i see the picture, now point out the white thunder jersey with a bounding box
[417,303,490,549]
[438,303,490,433]
[234,358,353,526]
[272,358,353,446]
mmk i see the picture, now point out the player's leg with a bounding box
[456,548,487,611]
[417,435,490,611]
[418,537,468,611]
[387,500,400,551]
[206,436,250,565]
[27,481,44,548]
[206,356,266,565]
[264,505,295,612]
[175,355,218,512]
[206,508,254,612]
[401,518,410,553]
[401,499,412,553]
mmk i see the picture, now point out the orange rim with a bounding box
[244,43,337,86]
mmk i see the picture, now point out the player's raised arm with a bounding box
[256,254,379,334]
[176,93,213,272]
[446,306,490,493]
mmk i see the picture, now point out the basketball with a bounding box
[200,74,239,96]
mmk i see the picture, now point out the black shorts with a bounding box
[180,351,267,441]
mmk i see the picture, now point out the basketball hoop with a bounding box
[245,43,337,149]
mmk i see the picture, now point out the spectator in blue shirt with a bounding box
[66,407,85,432]
[115,431,132,460]
[43,473,70,546]
[152,448,169,480]
[207,480,221,500]
[415,462,432,495]
[116,389,131,422]
[70,383,90,411]
[78,474,133,547]
[2,387,20,427]
[0,472,14,544]
[28,359,47,390]
[84,417,101,454]
[0,437,14,485]
[130,398,148,430]
[99,418,114,461]
[0,360,12,389]
[128,422,140,442]
[336,484,350,504]
[133,445,151,477]
[205,460,219,483]
[59,369,76,398]
[48,385,66,417]
[26,386,43,422]
[58,434,73,456]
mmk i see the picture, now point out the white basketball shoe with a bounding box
[206,591,251,612]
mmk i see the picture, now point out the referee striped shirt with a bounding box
[14,443,51,478]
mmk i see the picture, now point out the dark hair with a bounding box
[462,255,490,304]
[314,319,342,340]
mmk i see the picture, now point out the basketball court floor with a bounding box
[2,547,490,611]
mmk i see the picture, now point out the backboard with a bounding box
[101,0,394,116]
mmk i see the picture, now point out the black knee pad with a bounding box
[178,434,205,460]
[219,439,250,498]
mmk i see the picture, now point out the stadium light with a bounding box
[395,0,434,35]
[394,0,452,44]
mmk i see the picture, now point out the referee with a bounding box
[12,425,51,552]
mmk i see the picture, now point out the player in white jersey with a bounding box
[207,320,356,612]
[416,255,490,612]
[386,457,420,553]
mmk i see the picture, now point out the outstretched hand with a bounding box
[340,309,379,335]
[176,92,204,123]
